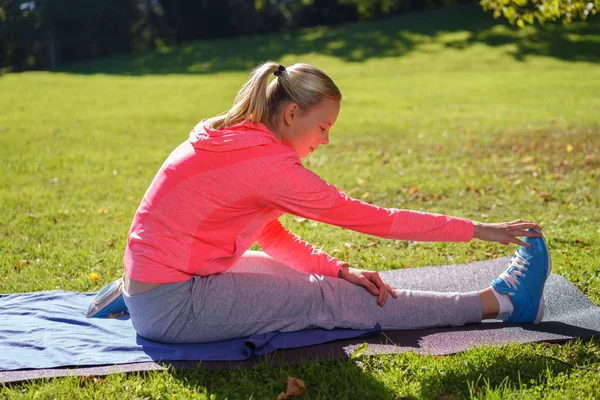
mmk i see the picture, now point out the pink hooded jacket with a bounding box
[124,120,474,283]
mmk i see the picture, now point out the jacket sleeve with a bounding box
[259,153,474,243]
[256,218,346,277]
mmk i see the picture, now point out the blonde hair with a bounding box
[205,61,342,133]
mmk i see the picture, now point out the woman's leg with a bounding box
[123,251,485,343]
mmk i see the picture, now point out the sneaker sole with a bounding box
[533,232,552,324]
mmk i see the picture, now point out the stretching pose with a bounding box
[122,62,551,343]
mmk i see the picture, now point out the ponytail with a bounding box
[205,61,342,132]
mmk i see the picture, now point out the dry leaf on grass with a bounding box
[275,377,306,399]
[80,374,105,385]
[14,260,31,271]
[286,377,306,396]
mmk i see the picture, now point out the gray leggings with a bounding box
[123,251,483,343]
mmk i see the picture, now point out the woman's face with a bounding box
[277,98,340,158]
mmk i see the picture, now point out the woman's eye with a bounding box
[320,127,326,132]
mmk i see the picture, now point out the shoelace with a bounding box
[499,254,530,294]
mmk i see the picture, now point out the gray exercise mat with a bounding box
[2,257,599,384]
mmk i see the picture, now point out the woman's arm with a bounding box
[256,218,347,277]
[259,153,474,243]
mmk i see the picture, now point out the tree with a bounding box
[480,0,599,27]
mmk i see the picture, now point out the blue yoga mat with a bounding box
[0,291,380,371]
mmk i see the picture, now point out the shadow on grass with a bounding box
[166,354,397,399]
[59,6,600,76]
[143,321,599,398]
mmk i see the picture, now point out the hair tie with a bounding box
[274,64,286,77]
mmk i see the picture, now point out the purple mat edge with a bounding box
[3,330,598,385]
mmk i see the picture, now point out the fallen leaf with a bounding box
[566,144,574,152]
[286,377,306,396]
[14,260,31,271]
[89,272,99,283]
[361,192,370,199]
[97,208,108,214]
[80,374,104,385]
[128,196,135,201]
[294,217,307,224]
[408,186,419,195]
[576,237,582,243]
[539,193,552,201]
[344,242,356,249]
[276,392,289,400]
[357,177,364,185]
[107,241,115,247]
[26,213,37,219]
[80,375,95,383]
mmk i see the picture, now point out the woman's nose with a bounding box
[321,131,329,145]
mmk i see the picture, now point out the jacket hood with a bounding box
[189,119,279,152]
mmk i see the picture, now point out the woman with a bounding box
[122,62,551,343]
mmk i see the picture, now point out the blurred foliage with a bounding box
[339,0,470,19]
[480,0,599,27]
[0,0,597,72]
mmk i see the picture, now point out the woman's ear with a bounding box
[283,103,299,127]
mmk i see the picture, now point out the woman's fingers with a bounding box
[350,271,398,306]
[507,229,542,238]
[367,273,394,307]
[388,284,398,299]
[373,273,398,307]
[508,221,542,231]
[511,237,529,247]
[370,273,386,306]
[358,276,380,297]
[520,230,543,237]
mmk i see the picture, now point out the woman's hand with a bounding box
[339,265,398,307]
[472,219,543,247]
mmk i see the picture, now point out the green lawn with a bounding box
[1,5,599,399]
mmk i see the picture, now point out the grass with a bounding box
[1,5,599,399]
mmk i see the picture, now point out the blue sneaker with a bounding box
[490,229,551,324]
